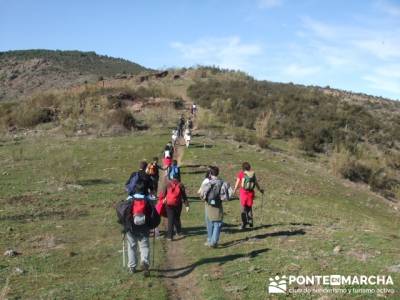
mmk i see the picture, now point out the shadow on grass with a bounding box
[219,229,306,248]
[155,248,270,278]
[76,179,115,186]
[189,143,214,149]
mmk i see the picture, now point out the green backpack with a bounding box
[242,172,256,191]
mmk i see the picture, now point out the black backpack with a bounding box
[206,180,223,207]
[116,199,134,233]
[116,199,161,233]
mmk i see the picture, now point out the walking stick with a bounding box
[122,234,125,268]
[152,230,155,268]
[260,192,265,225]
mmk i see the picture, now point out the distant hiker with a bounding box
[172,129,178,146]
[184,128,191,148]
[201,166,231,248]
[178,115,185,137]
[125,161,152,197]
[233,162,264,230]
[168,160,181,182]
[186,118,193,130]
[160,173,189,240]
[191,103,197,116]
[163,142,174,168]
[146,157,163,194]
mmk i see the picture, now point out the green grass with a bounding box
[1,128,399,299]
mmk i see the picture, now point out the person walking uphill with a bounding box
[160,172,189,241]
[146,157,163,194]
[233,162,264,230]
[126,161,152,197]
[201,167,231,248]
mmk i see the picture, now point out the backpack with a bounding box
[125,171,150,195]
[242,172,256,191]
[116,198,160,233]
[168,165,180,180]
[116,199,134,233]
[146,163,158,177]
[166,180,182,206]
[206,180,223,207]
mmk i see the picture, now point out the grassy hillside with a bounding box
[1,126,399,299]
[0,50,149,101]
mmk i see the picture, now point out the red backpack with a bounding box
[166,180,182,206]
[131,199,147,226]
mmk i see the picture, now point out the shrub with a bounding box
[339,159,372,183]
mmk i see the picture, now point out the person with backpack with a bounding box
[125,161,152,197]
[201,166,231,248]
[233,162,264,230]
[146,157,163,194]
[117,177,160,276]
[163,142,174,169]
[178,115,185,137]
[160,172,189,240]
[167,160,181,182]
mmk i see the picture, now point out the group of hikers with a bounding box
[116,109,264,276]
[172,114,193,148]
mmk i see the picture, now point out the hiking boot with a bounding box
[210,243,218,248]
[141,262,150,277]
[239,224,246,230]
[249,222,253,228]
[128,267,136,274]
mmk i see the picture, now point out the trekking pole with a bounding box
[152,231,155,268]
[122,234,125,268]
[260,192,265,225]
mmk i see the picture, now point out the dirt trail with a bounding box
[161,136,202,300]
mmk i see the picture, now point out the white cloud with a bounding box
[171,36,262,70]
[301,16,339,39]
[353,37,400,60]
[282,64,321,77]
[376,0,400,17]
[363,64,400,97]
[258,0,283,9]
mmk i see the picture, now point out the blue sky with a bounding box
[1,0,399,100]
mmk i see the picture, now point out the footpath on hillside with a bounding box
[159,135,202,300]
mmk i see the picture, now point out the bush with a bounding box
[339,160,372,183]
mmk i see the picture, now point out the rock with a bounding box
[4,249,20,257]
[68,251,78,257]
[248,266,256,272]
[66,184,83,190]
[386,264,400,273]
[333,245,342,254]
[14,267,25,274]
[223,285,248,293]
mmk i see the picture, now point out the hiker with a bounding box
[191,103,197,116]
[233,162,264,230]
[125,182,154,276]
[163,142,174,169]
[201,166,231,248]
[126,161,152,197]
[186,118,193,130]
[184,128,191,148]
[160,172,189,240]
[172,129,178,146]
[146,157,163,194]
[178,115,185,137]
[167,159,181,182]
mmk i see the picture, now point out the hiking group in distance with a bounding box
[116,103,265,276]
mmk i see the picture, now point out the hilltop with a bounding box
[0,49,149,101]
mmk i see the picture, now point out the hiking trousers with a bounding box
[241,205,253,227]
[166,205,182,239]
[206,216,222,246]
[126,231,150,269]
